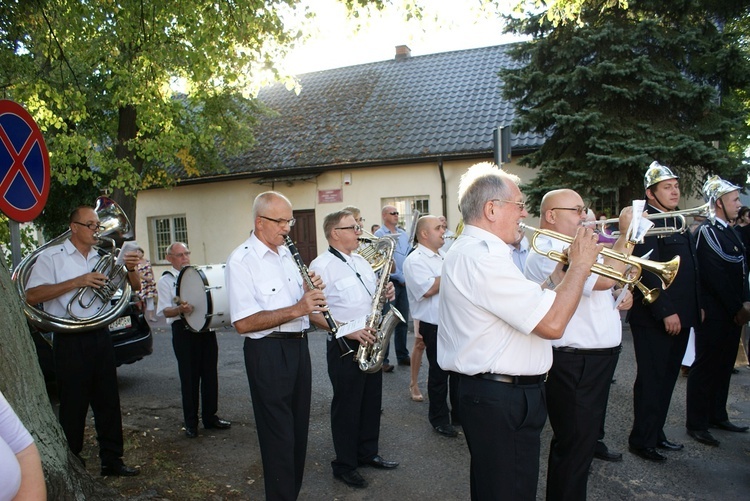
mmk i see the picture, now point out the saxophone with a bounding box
[355,235,406,373]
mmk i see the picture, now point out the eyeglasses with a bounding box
[73,221,105,231]
[551,206,587,215]
[168,251,191,258]
[490,199,527,211]
[355,217,365,223]
[259,215,296,227]
[335,225,363,232]
[388,211,399,216]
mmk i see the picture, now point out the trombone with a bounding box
[520,223,680,303]
[585,204,711,238]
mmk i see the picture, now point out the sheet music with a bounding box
[116,241,139,266]
[628,200,654,244]
[335,314,368,338]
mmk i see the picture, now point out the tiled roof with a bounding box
[220,43,544,178]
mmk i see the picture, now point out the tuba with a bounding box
[13,196,134,332]
[355,236,405,373]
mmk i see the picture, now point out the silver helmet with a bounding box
[702,175,742,205]
[644,161,679,189]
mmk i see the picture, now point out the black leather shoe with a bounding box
[687,429,720,446]
[657,439,684,451]
[204,417,232,430]
[334,469,367,488]
[434,424,458,438]
[709,420,749,433]
[629,446,667,462]
[101,463,140,477]
[382,364,394,373]
[185,426,198,438]
[361,455,399,469]
[398,358,411,366]
[593,441,622,462]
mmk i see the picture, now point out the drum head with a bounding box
[176,265,228,332]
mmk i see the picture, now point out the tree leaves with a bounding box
[501,0,750,215]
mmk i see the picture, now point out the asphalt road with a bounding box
[116,319,750,500]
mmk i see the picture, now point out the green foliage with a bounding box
[502,0,750,214]
[0,216,37,270]
[0,0,309,197]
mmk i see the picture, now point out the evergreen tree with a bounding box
[502,0,750,214]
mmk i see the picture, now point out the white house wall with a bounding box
[136,158,540,274]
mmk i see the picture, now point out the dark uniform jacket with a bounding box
[627,204,701,329]
[695,219,749,322]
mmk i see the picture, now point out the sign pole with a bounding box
[9,219,21,271]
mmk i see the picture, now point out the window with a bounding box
[381,196,429,231]
[150,215,188,263]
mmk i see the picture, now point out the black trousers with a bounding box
[171,320,219,428]
[420,322,459,427]
[244,336,311,501]
[53,328,124,466]
[459,374,547,501]
[686,318,742,431]
[383,281,410,363]
[629,324,689,449]
[326,338,383,475]
[546,347,621,501]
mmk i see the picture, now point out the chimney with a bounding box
[395,45,412,61]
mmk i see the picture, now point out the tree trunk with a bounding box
[0,260,120,499]
[111,104,142,235]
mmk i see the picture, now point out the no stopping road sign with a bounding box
[0,100,50,222]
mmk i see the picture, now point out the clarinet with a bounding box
[284,236,353,355]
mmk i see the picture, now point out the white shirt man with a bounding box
[225,191,328,500]
[404,216,459,437]
[437,162,600,500]
[309,210,398,489]
[524,189,633,500]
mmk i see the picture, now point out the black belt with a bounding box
[473,373,547,385]
[553,345,622,356]
[264,331,307,339]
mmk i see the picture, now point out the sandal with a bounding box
[409,384,424,402]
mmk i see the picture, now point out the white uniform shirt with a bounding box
[437,225,555,376]
[225,233,308,338]
[403,243,444,325]
[524,235,621,349]
[25,238,109,319]
[155,266,181,325]
[309,249,376,323]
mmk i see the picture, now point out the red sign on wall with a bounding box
[318,189,343,204]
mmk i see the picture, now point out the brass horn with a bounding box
[356,229,392,272]
[520,223,680,304]
[13,196,134,332]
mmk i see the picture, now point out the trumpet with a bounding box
[585,204,711,238]
[520,223,680,303]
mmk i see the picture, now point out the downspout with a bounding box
[438,158,447,217]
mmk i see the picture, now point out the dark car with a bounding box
[31,294,153,382]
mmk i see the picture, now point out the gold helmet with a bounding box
[644,161,679,190]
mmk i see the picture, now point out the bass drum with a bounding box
[176,264,229,332]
